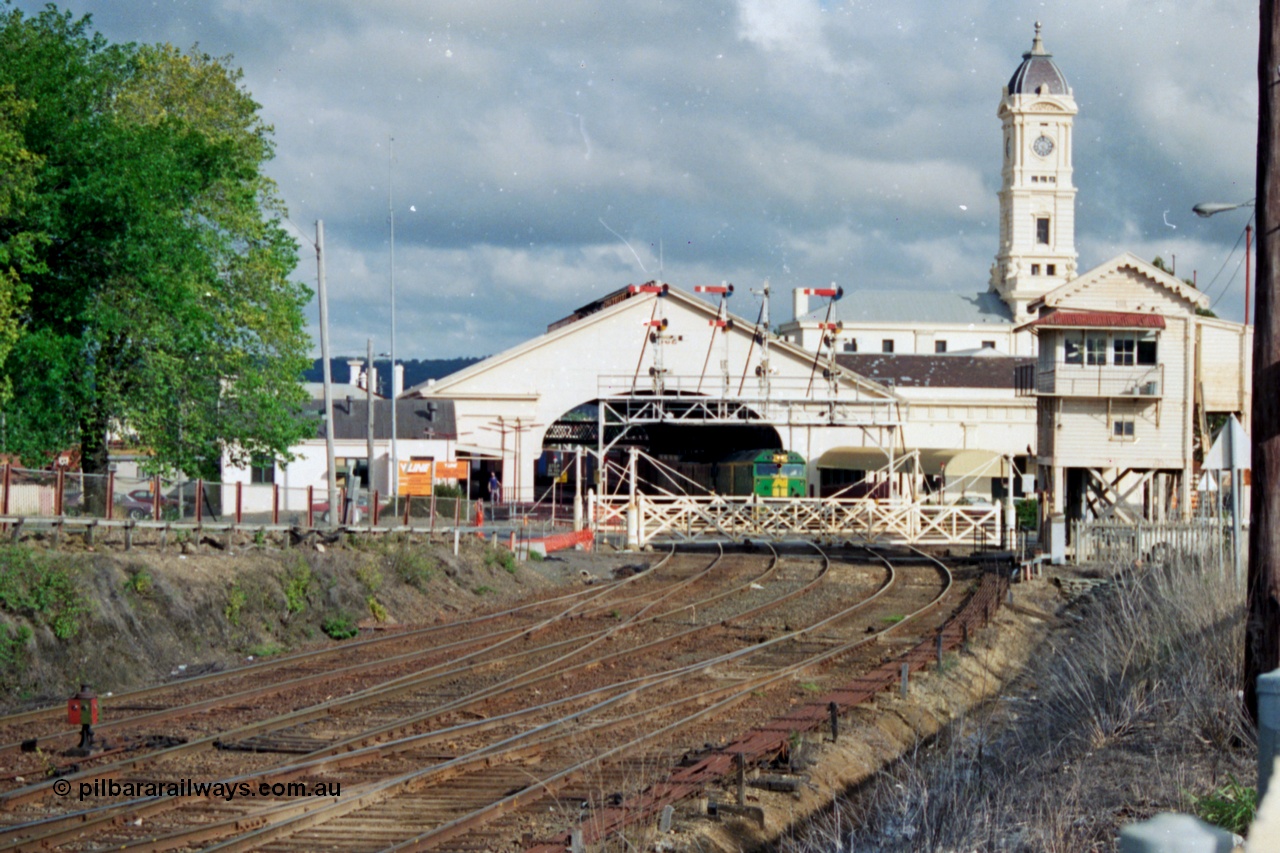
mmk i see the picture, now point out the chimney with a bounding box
[393,364,404,398]
[792,288,808,320]
[346,359,363,387]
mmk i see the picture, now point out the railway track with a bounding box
[0,542,979,851]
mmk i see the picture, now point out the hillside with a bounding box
[303,357,483,393]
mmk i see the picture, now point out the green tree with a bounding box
[0,5,312,481]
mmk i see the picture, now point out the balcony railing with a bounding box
[1015,362,1164,398]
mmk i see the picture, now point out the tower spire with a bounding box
[1030,21,1046,56]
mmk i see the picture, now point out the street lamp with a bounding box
[1193,199,1255,218]
[1192,198,1256,324]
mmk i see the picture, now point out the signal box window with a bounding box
[882,339,894,353]
[1137,337,1158,365]
[1036,217,1050,244]
[1085,334,1107,366]
[934,340,947,353]
[843,339,858,353]
[1114,336,1136,366]
[1113,418,1136,440]
[1063,331,1083,365]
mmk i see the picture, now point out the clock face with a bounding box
[1033,134,1055,157]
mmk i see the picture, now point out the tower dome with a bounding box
[1007,22,1070,96]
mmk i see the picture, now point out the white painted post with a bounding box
[573,450,583,532]
[1118,813,1235,852]
[626,447,639,549]
[1259,669,1280,802]
[1005,454,1016,550]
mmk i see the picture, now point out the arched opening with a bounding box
[538,399,790,503]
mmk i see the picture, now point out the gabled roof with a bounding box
[1019,310,1167,334]
[1035,252,1210,311]
[408,285,898,401]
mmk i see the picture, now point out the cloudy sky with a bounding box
[13,0,1260,358]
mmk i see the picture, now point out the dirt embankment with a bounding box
[0,530,622,712]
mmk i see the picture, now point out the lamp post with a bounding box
[1193,199,1255,323]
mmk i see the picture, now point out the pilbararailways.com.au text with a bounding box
[55,778,341,802]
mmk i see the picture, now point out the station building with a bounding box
[228,25,1252,532]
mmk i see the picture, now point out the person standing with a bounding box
[488,472,502,518]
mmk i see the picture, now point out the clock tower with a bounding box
[991,23,1078,319]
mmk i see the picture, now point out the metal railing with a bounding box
[1019,363,1164,398]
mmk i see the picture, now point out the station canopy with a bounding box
[816,447,1010,478]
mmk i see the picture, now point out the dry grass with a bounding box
[778,551,1253,852]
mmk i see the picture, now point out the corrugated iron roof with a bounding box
[307,397,457,441]
[798,289,1012,325]
[834,353,1032,389]
[1023,310,1166,332]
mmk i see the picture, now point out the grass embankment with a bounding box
[0,536,536,709]
[781,555,1254,851]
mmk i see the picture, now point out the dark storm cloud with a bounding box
[12,0,1259,355]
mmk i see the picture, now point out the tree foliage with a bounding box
[0,5,312,478]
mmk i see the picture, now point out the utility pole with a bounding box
[366,338,375,503]
[1246,0,1280,724]
[388,135,400,517]
[316,221,339,528]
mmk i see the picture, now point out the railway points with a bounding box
[0,541,1007,851]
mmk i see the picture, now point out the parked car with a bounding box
[115,489,179,520]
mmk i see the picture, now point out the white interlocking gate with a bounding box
[596,494,1003,546]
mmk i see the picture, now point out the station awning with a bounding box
[816,447,1009,478]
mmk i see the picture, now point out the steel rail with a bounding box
[153,545,933,852]
[526,547,976,850]
[0,546,682,812]
[0,545,863,852]
[0,545,806,850]
[0,549,690,743]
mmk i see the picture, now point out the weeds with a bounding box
[473,585,494,596]
[355,560,383,594]
[321,613,359,640]
[1191,775,1256,836]
[224,581,246,626]
[245,642,284,659]
[367,596,388,622]
[390,545,435,590]
[123,567,153,597]
[0,546,87,639]
[484,547,517,574]
[282,558,312,616]
[0,624,32,688]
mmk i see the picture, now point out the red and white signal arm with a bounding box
[694,283,734,296]
[798,286,844,300]
[628,282,669,295]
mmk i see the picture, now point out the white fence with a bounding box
[598,494,1004,546]
[1073,519,1227,566]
